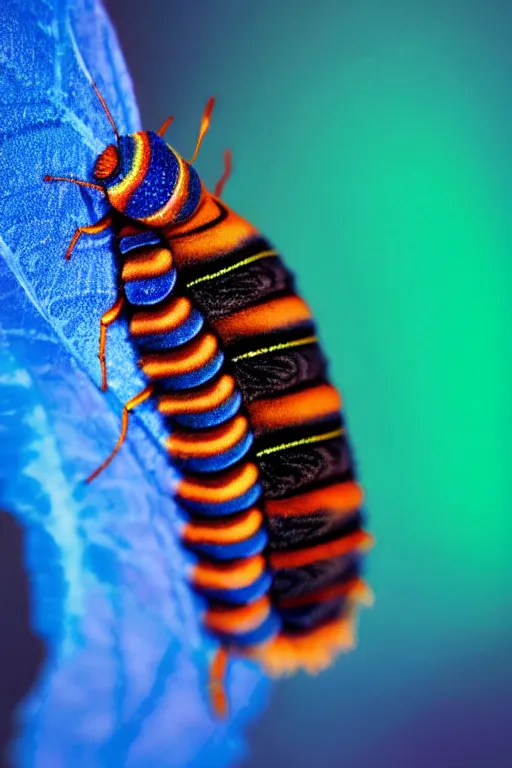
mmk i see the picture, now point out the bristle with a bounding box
[247,608,360,677]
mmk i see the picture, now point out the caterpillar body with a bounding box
[45,88,373,717]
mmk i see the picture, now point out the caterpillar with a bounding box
[45,83,374,717]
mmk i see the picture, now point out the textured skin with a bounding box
[0,1,267,766]
[93,124,370,663]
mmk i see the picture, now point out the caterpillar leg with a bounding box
[209,646,229,719]
[86,384,154,483]
[98,295,125,392]
[214,149,232,198]
[64,212,113,261]
[43,175,110,259]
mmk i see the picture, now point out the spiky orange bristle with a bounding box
[248,611,357,677]
[244,584,374,677]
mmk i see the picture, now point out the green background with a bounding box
[106,1,512,765]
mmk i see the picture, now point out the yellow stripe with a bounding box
[186,250,278,288]
[231,335,317,362]
[109,133,145,199]
[256,428,343,457]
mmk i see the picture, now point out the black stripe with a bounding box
[280,597,349,632]
[271,553,362,602]
[253,413,343,454]
[258,434,354,500]
[267,509,363,552]
[168,198,228,239]
[188,256,295,320]
[232,340,328,403]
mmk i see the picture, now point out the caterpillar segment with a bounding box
[45,88,373,718]
[116,216,372,690]
[118,227,280,648]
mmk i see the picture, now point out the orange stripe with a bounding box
[121,246,173,281]
[266,482,364,519]
[205,596,271,634]
[130,295,192,337]
[177,462,259,504]
[158,374,235,416]
[248,384,341,435]
[192,554,266,591]
[214,295,312,343]
[270,530,374,570]
[109,132,151,212]
[278,577,370,609]
[183,507,264,546]
[166,415,249,459]
[140,332,218,379]
[166,195,259,268]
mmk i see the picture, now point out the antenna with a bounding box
[91,81,120,139]
[157,115,175,137]
[44,175,105,192]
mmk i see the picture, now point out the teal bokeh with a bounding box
[105,0,512,765]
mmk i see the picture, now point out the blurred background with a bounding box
[102,0,512,766]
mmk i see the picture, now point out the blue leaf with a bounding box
[0,1,268,766]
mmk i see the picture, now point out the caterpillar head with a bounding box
[94,131,202,227]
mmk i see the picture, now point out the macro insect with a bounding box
[44,82,374,717]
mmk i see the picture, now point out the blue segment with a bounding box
[125,133,180,220]
[189,527,268,561]
[173,429,253,474]
[124,269,176,306]
[179,479,262,517]
[119,231,162,254]
[134,308,204,351]
[173,389,242,429]
[214,611,281,648]
[200,571,273,605]
[175,164,202,222]
[162,348,224,391]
